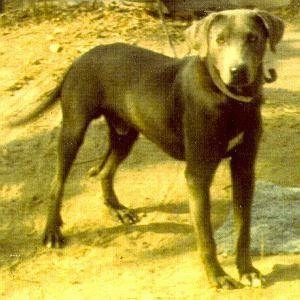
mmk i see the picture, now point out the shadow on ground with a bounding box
[265,263,300,286]
[0,119,175,268]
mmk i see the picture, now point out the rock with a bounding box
[215,181,300,255]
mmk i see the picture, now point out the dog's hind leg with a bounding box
[99,125,139,224]
[43,114,90,248]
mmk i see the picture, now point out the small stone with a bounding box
[46,35,55,41]
[33,59,42,65]
[53,28,63,34]
[49,44,63,53]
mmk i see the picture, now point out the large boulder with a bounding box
[160,0,291,17]
[230,0,290,8]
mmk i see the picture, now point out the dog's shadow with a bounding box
[135,202,189,215]
[68,220,196,259]
[69,202,193,253]
[265,263,300,287]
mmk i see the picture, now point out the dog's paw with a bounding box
[43,227,65,248]
[109,206,140,225]
[240,271,264,287]
[213,275,244,290]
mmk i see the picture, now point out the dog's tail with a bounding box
[9,78,63,127]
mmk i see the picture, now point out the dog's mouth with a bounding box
[227,78,251,89]
[210,65,254,103]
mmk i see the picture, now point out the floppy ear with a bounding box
[184,13,219,59]
[263,43,278,83]
[255,10,285,53]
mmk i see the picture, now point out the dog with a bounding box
[12,9,284,289]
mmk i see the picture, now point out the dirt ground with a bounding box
[0,4,299,299]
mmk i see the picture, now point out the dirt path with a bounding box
[0,6,299,299]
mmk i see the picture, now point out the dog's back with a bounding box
[62,43,186,155]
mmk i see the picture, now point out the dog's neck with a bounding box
[205,59,262,104]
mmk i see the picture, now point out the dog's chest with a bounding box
[227,132,244,152]
[223,105,252,153]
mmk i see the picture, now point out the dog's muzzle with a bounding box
[229,64,250,86]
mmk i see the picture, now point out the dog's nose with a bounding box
[230,64,249,84]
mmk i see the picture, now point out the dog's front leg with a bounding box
[230,131,263,287]
[185,163,243,289]
[184,109,243,289]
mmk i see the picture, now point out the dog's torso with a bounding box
[63,43,261,161]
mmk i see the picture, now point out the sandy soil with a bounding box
[0,4,299,299]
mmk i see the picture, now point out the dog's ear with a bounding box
[255,10,285,52]
[184,13,219,59]
[263,44,278,83]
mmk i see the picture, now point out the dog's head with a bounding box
[185,9,284,88]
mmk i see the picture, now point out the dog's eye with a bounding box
[247,34,258,43]
[216,36,225,45]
